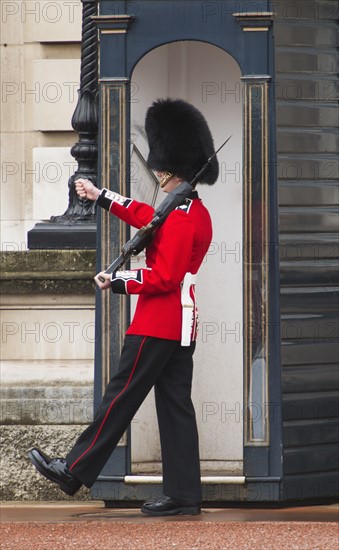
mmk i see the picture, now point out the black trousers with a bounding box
[66,335,201,501]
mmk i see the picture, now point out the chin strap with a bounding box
[159,172,174,188]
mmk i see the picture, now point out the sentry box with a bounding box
[91,0,339,505]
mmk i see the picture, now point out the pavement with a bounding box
[1,502,338,549]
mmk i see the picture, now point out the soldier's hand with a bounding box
[75,178,100,201]
[94,271,112,290]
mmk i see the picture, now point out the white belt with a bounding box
[181,272,197,346]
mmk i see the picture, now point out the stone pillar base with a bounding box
[27,222,96,250]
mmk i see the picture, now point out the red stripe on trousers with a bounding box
[69,336,147,471]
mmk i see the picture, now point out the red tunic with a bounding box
[100,189,212,341]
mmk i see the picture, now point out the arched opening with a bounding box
[129,41,244,477]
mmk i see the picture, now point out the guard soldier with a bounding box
[28,98,219,516]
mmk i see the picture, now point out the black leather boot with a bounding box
[141,495,201,516]
[28,448,82,496]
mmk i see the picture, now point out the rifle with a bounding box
[97,135,232,283]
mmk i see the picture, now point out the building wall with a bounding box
[1,0,82,249]
[1,1,96,501]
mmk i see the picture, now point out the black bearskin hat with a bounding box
[145,98,219,185]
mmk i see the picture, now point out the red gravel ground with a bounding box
[1,521,338,550]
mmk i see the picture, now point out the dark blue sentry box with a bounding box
[91,0,339,505]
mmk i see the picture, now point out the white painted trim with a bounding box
[124,475,246,485]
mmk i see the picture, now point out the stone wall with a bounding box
[1,249,96,500]
[1,0,82,248]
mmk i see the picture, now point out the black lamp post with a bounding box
[28,0,98,248]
